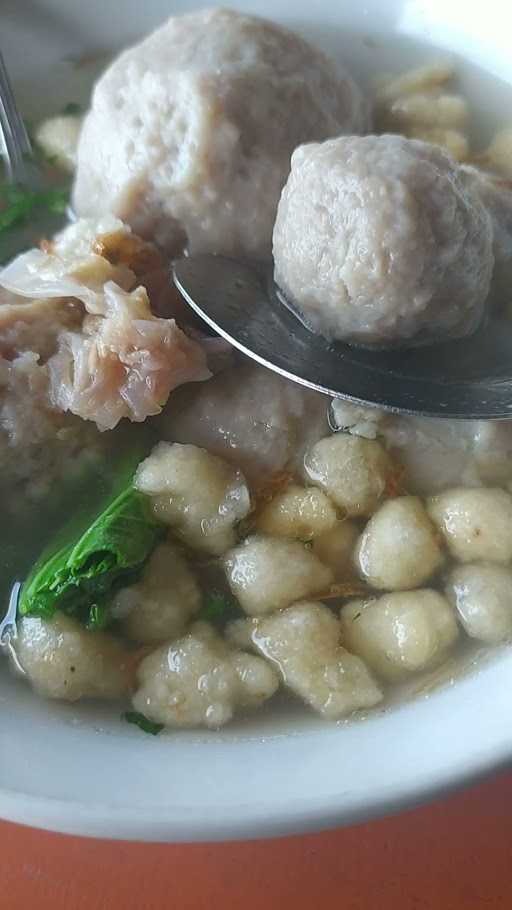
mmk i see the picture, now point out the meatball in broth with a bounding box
[273,134,494,346]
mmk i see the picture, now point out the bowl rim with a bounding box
[1,737,511,841]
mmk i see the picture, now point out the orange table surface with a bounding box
[1,770,512,909]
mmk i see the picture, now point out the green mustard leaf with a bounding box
[19,487,165,622]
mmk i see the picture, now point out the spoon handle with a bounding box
[0,51,34,183]
[0,581,20,647]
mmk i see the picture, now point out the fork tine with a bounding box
[0,50,33,182]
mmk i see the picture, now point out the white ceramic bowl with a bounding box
[2,0,512,842]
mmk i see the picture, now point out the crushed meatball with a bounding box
[132,622,279,728]
[15,614,132,701]
[135,442,251,555]
[250,601,383,718]
[340,590,458,681]
[223,534,333,616]
[112,542,202,644]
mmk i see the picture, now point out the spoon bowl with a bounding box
[173,254,512,419]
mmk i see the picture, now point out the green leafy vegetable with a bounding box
[123,711,164,736]
[0,183,69,234]
[62,101,83,116]
[19,486,165,624]
[198,590,242,625]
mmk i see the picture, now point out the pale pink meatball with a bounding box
[273,134,493,346]
[73,8,367,257]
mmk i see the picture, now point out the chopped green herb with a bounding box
[62,101,83,116]
[123,712,164,736]
[198,590,242,625]
[0,183,70,234]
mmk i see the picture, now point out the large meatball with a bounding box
[460,165,512,306]
[273,134,493,346]
[73,8,367,257]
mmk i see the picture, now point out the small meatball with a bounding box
[273,135,493,346]
[223,534,332,616]
[255,484,337,540]
[35,114,82,172]
[340,590,458,681]
[304,434,395,517]
[134,442,251,555]
[312,521,359,580]
[74,8,367,258]
[112,543,201,644]
[132,622,279,728]
[427,487,512,564]
[445,563,512,644]
[250,601,382,718]
[355,496,444,591]
[15,614,131,701]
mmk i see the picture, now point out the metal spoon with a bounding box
[0,50,70,263]
[173,255,512,420]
